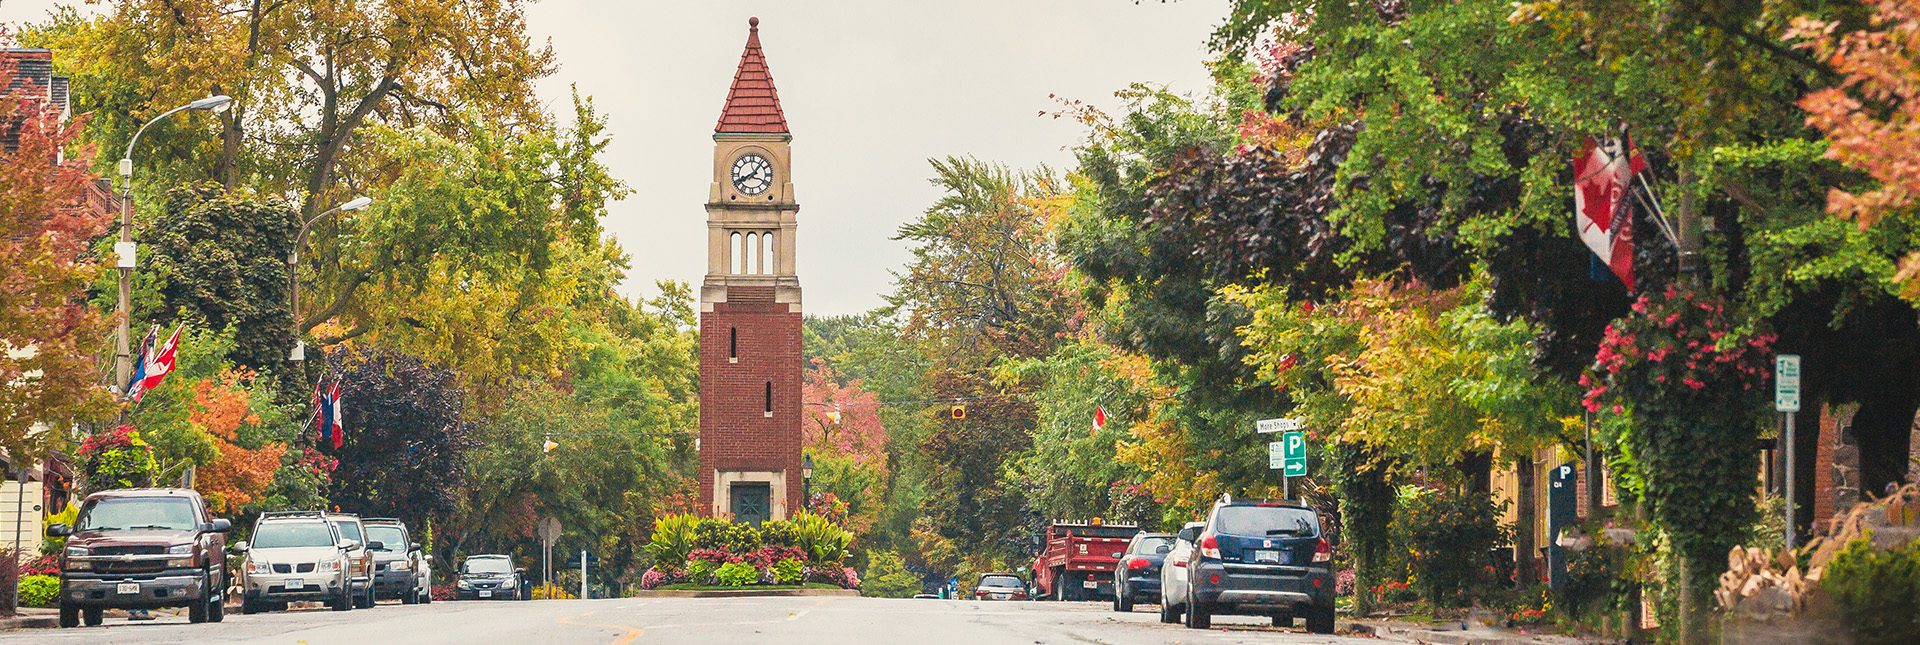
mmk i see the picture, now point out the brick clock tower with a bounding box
[698,17,803,524]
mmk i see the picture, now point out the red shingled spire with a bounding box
[715,17,789,134]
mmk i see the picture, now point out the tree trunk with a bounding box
[1514,455,1536,589]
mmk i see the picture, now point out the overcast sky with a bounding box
[2,0,1227,316]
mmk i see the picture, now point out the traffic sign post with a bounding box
[1776,355,1801,550]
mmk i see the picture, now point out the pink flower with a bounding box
[1683,378,1706,390]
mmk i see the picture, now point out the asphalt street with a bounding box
[0,596,1376,644]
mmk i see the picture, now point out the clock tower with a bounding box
[698,17,803,523]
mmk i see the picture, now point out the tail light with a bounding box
[1172,559,1187,568]
[1198,534,1221,560]
[1126,557,1149,571]
[1312,537,1331,563]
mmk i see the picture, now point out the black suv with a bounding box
[1161,498,1335,633]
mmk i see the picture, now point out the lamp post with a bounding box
[287,195,373,361]
[113,95,232,388]
[801,453,814,511]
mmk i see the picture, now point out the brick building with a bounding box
[697,18,805,523]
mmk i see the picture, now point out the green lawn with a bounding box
[654,582,844,591]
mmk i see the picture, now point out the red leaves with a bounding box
[1582,289,1774,415]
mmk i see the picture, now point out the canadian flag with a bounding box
[1573,137,1646,292]
[1091,405,1107,435]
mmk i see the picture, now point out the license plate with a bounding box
[1082,580,1098,589]
[284,578,305,589]
[478,590,492,598]
[1252,550,1282,564]
[116,582,140,595]
[993,593,1009,600]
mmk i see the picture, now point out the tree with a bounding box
[326,347,474,528]
[146,183,297,371]
[0,76,113,460]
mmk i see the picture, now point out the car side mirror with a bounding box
[410,542,422,552]
[206,519,232,533]
[366,541,385,551]
[233,542,250,553]
[338,540,357,550]
[46,523,71,537]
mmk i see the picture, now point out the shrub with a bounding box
[16,574,57,608]
[693,518,762,553]
[531,583,575,600]
[645,514,700,570]
[431,583,457,601]
[858,550,921,598]
[78,425,159,490]
[687,558,718,585]
[772,558,804,586]
[639,567,684,590]
[790,511,853,564]
[1388,485,1507,608]
[715,562,758,587]
[760,519,796,547]
[1822,536,1920,645]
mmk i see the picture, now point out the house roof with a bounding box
[714,17,789,134]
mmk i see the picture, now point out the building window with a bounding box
[764,381,774,416]
[729,327,738,362]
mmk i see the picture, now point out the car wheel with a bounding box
[1272,613,1293,627]
[189,594,209,623]
[332,589,352,612]
[1305,605,1336,634]
[1114,583,1134,612]
[401,586,418,605]
[58,602,78,628]
[367,584,378,608]
[1183,595,1211,630]
[422,588,433,604]
[241,599,259,615]
[83,607,103,626]
[1159,600,1180,624]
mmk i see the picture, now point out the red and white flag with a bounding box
[1573,137,1646,291]
[1091,405,1108,435]
[128,324,183,402]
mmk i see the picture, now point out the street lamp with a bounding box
[287,195,374,361]
[802,453,814,510]
[111,95,233,388]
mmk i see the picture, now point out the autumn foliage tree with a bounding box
[0,63,113,459]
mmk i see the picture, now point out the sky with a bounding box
[1,0,1228,316]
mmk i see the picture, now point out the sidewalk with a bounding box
[0,608,59,630]
[1350,618,1621,645]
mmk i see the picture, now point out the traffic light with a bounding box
[543,435,558,454]
[950,405,966,420]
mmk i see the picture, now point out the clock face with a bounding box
[730,153,774,196]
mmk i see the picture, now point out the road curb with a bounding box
[0,615,60,630]
[633,588,859,598]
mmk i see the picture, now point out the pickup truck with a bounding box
[1031,521,1140,601]
[46,488,232,627]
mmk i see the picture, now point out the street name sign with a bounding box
[1775,354,1801,413]
[1281,431,1307,477]
[1257,418,1303,434]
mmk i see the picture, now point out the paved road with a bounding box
[2,597,1375,644]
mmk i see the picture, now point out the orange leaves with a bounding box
[184,368,280,514]
[1791,1,1920,297]
[189,370,260,441]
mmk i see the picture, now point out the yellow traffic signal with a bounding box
[950,405,966,420]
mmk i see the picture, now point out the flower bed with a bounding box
[639,511,858,590]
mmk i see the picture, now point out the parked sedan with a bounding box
[455,555,525,600]
[1161,497,1336,633]
[1112,532,1174,612]
[971,573,1028,601]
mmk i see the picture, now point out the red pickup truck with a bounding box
[1031,522,1140,601]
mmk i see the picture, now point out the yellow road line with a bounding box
[555,609,646,645]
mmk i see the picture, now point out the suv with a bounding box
[47,489,232,627]
[235,512,356,613]
[1112,532,1174,612]
[364,519,431,604]
[455,555,526,600]
[325,512,378,608]
[1161,499,1335,633]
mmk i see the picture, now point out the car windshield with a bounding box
[253,521,336,549]
[74,496,198,532]
[1133,536,1175,554]
[464,558,512,574]
[366,526,406,551]
[979,575,1021,588]
[1213,505,1319,537]
[331,519,363,542]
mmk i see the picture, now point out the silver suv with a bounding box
[235,512,357,613]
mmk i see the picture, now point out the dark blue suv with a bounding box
[1111,532,1174,612]
[1161,499,1335,633]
